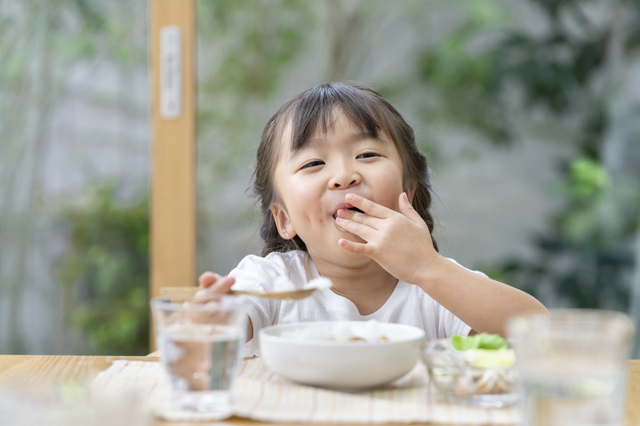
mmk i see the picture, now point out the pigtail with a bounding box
[412,181,439,252]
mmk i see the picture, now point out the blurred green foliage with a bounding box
[197,0,640,312]
[0,0,148,354]
[58,185,149,355]
[417,18,508,143]
[421,0,640,311]
[197,0,314,182]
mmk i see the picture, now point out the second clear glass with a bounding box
[507,309,634,426]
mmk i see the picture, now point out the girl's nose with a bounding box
[329,170,362,189]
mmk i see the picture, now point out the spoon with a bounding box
[159,286,323,300]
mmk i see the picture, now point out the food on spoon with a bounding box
[272,276,296,292]
[305,277,333,290]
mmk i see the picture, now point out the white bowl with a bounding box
[259,321,425,390]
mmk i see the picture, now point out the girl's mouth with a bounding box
[333,207,364,219]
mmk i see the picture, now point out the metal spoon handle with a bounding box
[159,286,315,300]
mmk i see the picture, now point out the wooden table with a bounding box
[1,355,638,426]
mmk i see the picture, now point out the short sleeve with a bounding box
[435,303,472,338]
[228,255,283,343]
[445,257,488,278]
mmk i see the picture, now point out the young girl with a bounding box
[198,82,548,355]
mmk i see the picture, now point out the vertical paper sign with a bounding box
[160,26,182,119]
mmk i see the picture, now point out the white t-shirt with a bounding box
[229,250,483,356]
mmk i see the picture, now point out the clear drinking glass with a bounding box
[507,309,634,426]
[150,294,247,419]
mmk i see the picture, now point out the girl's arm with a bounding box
[413,255,548,335]
[335,192,550,336]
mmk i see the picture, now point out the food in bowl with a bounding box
[259,321,425,390]
[279,319,389,342]
[423,333,519,408]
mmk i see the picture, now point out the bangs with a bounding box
[289,83,387,151]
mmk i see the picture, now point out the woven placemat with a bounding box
[92,358,519,424]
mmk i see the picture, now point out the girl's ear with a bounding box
[270,204,297,240]
[405,180,418,203]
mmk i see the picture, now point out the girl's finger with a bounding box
[198,271,222,288]
[194,276,235,299]
[335,208,381,230]
[345,193,391,219]
[335,217,376,241]
[209,275,235,292]
[399,192,425,225]
[338,238,371,255]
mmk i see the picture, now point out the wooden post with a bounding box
[149,0,196,348]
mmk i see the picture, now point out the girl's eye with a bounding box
[300,160,324,170]
[357,152,380,159]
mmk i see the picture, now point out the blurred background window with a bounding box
[0,0,149,355]
[2,0,639,356]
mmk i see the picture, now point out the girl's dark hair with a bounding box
[252,82,438,256]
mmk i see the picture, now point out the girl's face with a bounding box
[270,109,408,268]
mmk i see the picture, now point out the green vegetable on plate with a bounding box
[450,333,509,351]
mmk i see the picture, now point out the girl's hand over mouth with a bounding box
[335,192,441,285]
